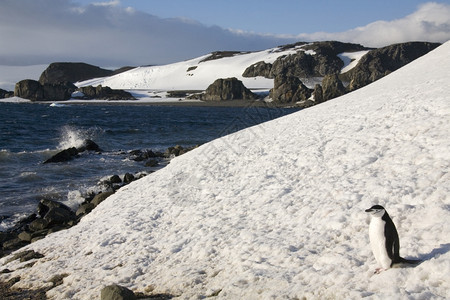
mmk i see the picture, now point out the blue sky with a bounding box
[73,0,435,34]
[1,0,449,66]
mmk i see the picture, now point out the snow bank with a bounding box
[1,42,449,299]
[77,47,303,91]
[338,50,370,73]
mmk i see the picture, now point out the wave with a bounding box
[58,125,104,150]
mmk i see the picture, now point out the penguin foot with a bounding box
[374,268,385,274]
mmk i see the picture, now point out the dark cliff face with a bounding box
[199,77,258,101]
[343,42,441,91]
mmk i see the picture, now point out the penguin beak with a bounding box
[365,208,373,213]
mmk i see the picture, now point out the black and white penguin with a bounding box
[365,205,420,273]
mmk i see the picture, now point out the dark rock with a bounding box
[76,85,135,100]
[269,75,312,103]
[129,149,158,161]
[14,79,76,101]
[14,79,44,101]
[344,41,440,91]
[39,62,115,85]
[77,139,102,152]
[76,203,95,217]
[2,238,28,250]
[44,139,101,164]
[28,218,49,232]
[0,88,14,98]
[91,191,115,206]
[18,231,33,242]
[321,74,346,101]
[101,284,136,300]
[243,41,369,79]
[197,78,257,101]
[199,51,248,63]
[109,175,122,184]
[313,84,324,104]
[123,173,135,184]
[43,147,78,164]
[44,207,76,226]
[10,250,44,262]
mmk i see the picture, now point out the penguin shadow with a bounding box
[395,243,450,269]
[418,243,450,262]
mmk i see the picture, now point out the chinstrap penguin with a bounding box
[365,205,420,273]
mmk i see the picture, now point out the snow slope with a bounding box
[77,45,364,91]
[1,42,449,299]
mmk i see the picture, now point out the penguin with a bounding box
[365,205,420,273]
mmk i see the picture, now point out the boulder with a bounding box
[14,79,76,101]
[91,191,115,206]
[321,74,346,101]
[344,41,440,91]
[43,147,79,164]
[101,284,136,300]
[37,199,75,226]
[76,203,95,217]
[14,79,44,101]
[77,139,102,152]
[269,75,312,103]
[313,84,324,104]
[123,173,135,184]
[199,78,257,101]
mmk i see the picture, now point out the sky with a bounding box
[1,0,449,67]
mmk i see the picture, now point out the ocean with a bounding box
[0,102,299,230]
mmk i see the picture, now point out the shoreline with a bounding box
[0,97,300,108]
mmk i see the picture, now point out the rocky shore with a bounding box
[0,142,197,259]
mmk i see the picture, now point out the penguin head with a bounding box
[365,205,385,217]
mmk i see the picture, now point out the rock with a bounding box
[76,85,135,100]
[123,173,135,184]
[243,41,369,79]
[313,84,324,104]
[76,203,95,217]
[91,191,115,206]
[198,78,257,101]
[18,231,33,242]
[344,41,440,91]
[39,62,116,85]
[109,175,122,184]
[269,75,312,103]
[101,284,136,300]
[43,207,76,226]
[43,139,101,163]
[2,238,28,251]
[14,79,44,101]
[77,139,102,152]
[321,74,346,101]
[28,218,49,232]
[0,88,14,98]
[43,147,79,164]
[14,79,76,101]
[10,250,44,262]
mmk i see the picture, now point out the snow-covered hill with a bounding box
[78,45,368,91]
[1,42,449,299]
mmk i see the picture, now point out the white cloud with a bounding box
[0,1,449,67]
[293,2,450,47]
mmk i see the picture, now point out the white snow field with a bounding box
[77,44,362,92]
[1,41,449,299]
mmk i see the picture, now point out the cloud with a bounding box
[0,1,449,67]
[293,2,450,47]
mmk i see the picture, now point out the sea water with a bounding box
[0,102,299,229]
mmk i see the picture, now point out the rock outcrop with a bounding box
[14,79,76,101]
[269,75,312,103]
[243,41,370,79]
[197,78,257,101]
[76,85,135,100]
[343,42,440,91]
[321,74,346,101]
[39,62,133,85]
